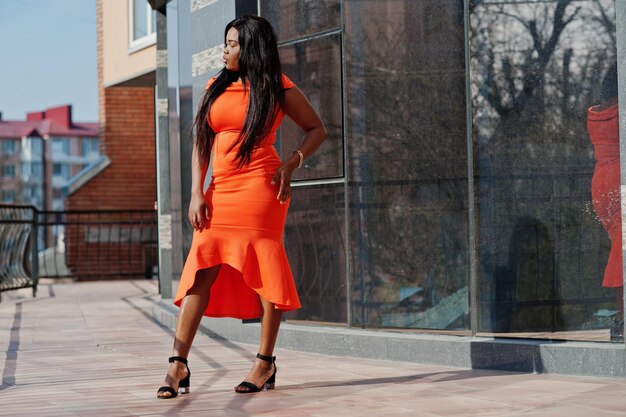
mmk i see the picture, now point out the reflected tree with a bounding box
[471,0,618,333]
[472,0,615,148]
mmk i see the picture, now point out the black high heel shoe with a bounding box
[235,353,277,393]
[611,319,624,342]
[157,356,191,399]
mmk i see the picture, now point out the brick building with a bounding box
[0,105,99,211]
[64,0,158,279]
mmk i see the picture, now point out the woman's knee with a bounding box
[188,265,221,294]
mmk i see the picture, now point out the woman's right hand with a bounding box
[188,191,210,232]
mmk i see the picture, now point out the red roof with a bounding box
[0,105,98,138]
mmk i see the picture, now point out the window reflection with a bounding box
[261,0,341,42]
[259,0,623,340]
[284,184,347,323]
[588,63,621,341]
[279,34,343,180]
[345,0,469,330]
[471,0,621,341]
[262,0,345,324]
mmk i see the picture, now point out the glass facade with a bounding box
[343,0,469,331]
[267,0,622,340]
[284,184,347,323]
[170,0,624,343]
[471,0,621,340]
[260,0,341,41]
[277,33,344,180]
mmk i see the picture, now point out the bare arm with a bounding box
[188,143,210,231]
[272,87,328,202]
[191,144,209,197]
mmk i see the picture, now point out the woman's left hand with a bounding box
[271,162,295,204]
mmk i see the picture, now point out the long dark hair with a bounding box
[191,15,285,168]
[601,63,618,102]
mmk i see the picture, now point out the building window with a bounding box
[82,138,99,157]
[2,165,16,178]
[129,0,156,50]
[2,189,15,203]
[52,138,71,156]
[53,163,63,176]
[53,163,71,179]
[24,137,43,159]
[25,161,43,178]
[1,140,16,155]
[32,162,42,177]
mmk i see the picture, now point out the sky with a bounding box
[0,0,97,122]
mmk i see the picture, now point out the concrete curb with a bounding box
[153,299,626,378]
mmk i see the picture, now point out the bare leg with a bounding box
[234,296,283,392]
[158,265,221,398]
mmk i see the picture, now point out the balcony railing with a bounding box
[0,205,37,299]
[0,204,157,301]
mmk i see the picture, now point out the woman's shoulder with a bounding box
[205,76,217,90]
[281,73,296,90]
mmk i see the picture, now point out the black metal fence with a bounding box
[0,205,158,300]
[0,205,38,298]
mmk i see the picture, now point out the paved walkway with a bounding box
[1,280,626,416]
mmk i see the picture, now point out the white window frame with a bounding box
[128,0,156,53]
[52,138,71,155]
[82,138,99,157]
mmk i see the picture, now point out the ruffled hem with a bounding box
[173,233,301,319]
[602,221,623,288]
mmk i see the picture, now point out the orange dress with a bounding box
[173,74,301,318]
[588,103,622,288]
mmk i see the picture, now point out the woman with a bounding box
[588,63,622,340]
[157,15,327,398]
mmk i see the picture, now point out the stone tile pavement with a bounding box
[1,279,626,416]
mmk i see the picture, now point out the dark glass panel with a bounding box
[261,0,341,42]
[470,0,621,341]
[344,0,470,330]
[278,34,343,180]
[284,183,347,323]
